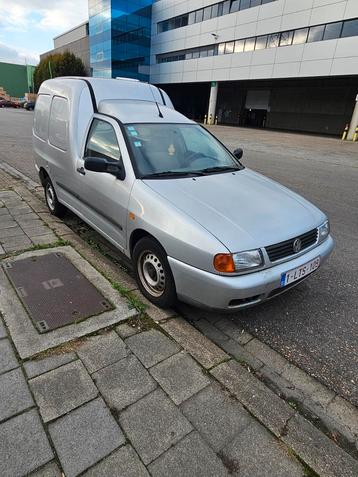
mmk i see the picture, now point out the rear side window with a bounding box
[49,96,69,151]
[34,95,51,140]
[85,119,121,161]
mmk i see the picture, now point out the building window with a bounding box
[341,18,358,38]
[156,17,358,64]
[280,31,294,46]
[307,25,325,43]
[255,35,268,50]
[323,21,342,40]
[157,0,278,34]
[292,28,309,45]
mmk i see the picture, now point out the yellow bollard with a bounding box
[353,126,358,143]
[203,115,207,125]
[209,114,213,125]
[342,123,349,141]
[215,116,218,125]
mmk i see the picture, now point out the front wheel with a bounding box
[44,176,67,218]
[133,237,177,309]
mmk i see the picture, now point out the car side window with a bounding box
[85,119,121,161]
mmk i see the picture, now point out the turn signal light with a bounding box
[214,254,235,273]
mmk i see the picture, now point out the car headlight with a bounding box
[318,220,330,243]
[214,249,263,273]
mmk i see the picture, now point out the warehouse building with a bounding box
[0,61,35,99]
[40,22,91,75]
[45,0,358,137]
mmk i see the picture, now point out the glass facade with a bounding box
[89,0,154,80]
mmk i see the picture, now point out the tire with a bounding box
[44,176,67,218]
[133,237,177,308]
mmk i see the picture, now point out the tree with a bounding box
[34,51,86,92]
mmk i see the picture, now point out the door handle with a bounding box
[77,167,86,176]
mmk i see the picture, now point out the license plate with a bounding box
[281,257,321,287]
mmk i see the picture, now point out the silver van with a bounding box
[33,77,334,311]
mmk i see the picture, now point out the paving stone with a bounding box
[77,331,128,373]
[244,338,289,374]
[194,319,230,345]
[93,354,157,411]
[2,236,32,252]
[24,225,54,238]
[119,388,193,464]
[0,338,19,374]
[327,395,358,438]
[14,212,40,223]
[116,321,139,338]
[29,461,62,477]
[181,383,252,452]
[29,360,98,422]
[8,205,33,216]
[126,329,181,368]
[282,364,335,406]
[219,339,263,370]
[162,318,229,369]
[211,360,294,437]
[222,420,304,477]
[0,368,34,421]
[214,318,254,345]
[83,445,149,477]
[0,244,4,255]
[24,351,76,379]
[149,431,228,477]
[150,352,210,405]
[49,397,125,477]
[0,207,10,216]
[282,414,358,477]
[0,318,7,338]
[30,234,57,245]
[0,409,54,477]
[0,218,18,229]
[0,225,24,239]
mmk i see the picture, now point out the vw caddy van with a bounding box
[33,77,334,310]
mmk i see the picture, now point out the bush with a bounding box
[34,51,86,92]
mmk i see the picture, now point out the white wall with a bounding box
[150,0,358,83]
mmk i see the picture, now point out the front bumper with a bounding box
[168,235,334,311]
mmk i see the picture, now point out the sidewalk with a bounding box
[0,167,357,477]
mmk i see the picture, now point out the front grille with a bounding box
[265,229,318,262]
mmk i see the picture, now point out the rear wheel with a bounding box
[133,237,177,308]
[44,176,66,218]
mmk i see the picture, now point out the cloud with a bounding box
[0,0,88,33]
[0,42,39,65]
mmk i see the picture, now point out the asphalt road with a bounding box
[0,108,357,405]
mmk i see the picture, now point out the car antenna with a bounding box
[155,102,164,118]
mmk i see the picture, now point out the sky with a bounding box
[0,0,88,66]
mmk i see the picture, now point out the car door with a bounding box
[76,116,135,253]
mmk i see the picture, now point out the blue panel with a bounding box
[89,0,154,81]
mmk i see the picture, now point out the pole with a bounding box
[207,82,219,126]
[347,94,358,141]
[48,61,53,79]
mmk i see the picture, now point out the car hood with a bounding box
[143,169,326,252]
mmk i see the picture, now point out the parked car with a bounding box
[0,99,20,108]
[24,101,35,111]
[33,78,334,311]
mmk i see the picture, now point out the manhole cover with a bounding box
[3,252,113,333]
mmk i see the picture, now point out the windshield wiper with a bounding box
[141,170,205,179]
[199,166,241,174]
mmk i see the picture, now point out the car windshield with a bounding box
[124,123,243,178]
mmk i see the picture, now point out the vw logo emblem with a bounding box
[293,238,302,253]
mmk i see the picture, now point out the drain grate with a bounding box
[3,252,113,333]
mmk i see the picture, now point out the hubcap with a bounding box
[46,184,55,212]
[138,250,165,297]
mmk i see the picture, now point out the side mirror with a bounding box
[233,148,243,160]
[84,157,125,180]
